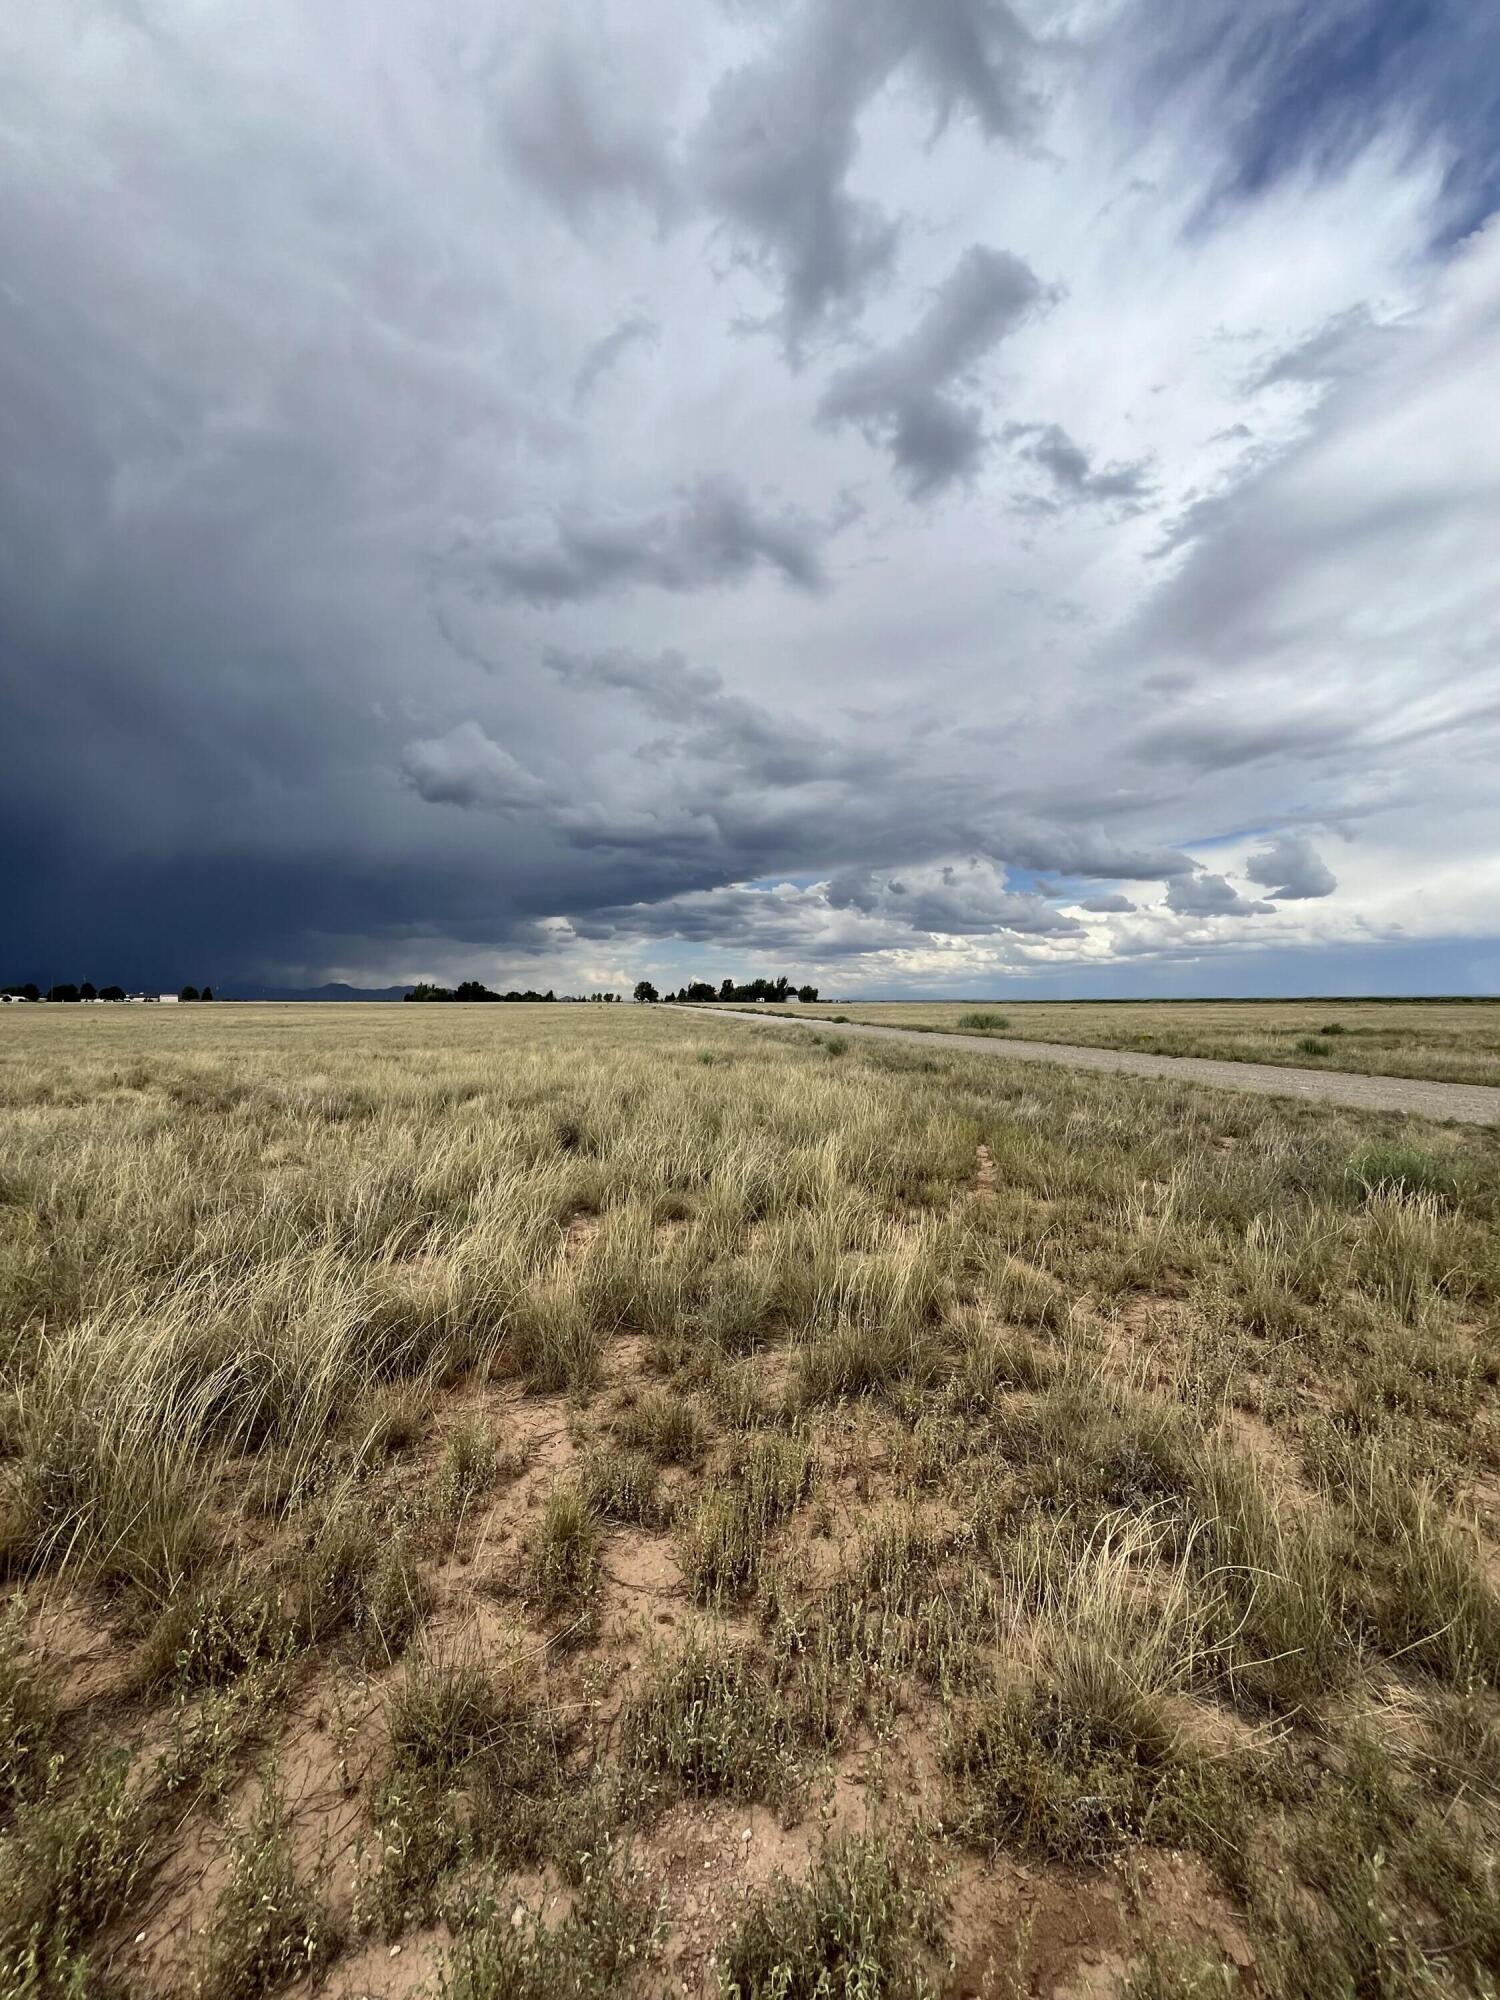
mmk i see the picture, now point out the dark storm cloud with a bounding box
[1164,872,1275,917]
[497,38,681,225]
[692,0,1045,348]
[819,247,1053,494]
[478,477,829,602]
[1245,834,1338,900]
[572,314,660,405]
[4,1,1491,996]
[1005,422,1154,509]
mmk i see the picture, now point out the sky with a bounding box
[3,0,1499,998]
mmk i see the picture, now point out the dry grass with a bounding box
[739,995,1500,1086]
[0,1000,1498,1995]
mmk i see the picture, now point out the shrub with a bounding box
[1295,1037,1332,1057]
[958,1012,1010,1032]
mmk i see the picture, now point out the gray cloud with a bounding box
[1131,708,1351,772]
[498,39,680,225]
[826,860,1085,934]
[479,478,829,602]
[1251,305,1404,391]
[400,721,549,811]
[1164,872,1275,917]
[1,1,1490,997]
[1244,833,1337,899]
[692,0,1044,348]
[572,314,660,405]
[1005,421,1154,509]
[820,246,1052,493]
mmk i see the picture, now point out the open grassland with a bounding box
[738,998,1500,1086]
[2,1001,1499,1999]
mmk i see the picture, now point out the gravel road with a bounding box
[684,1008,1500,1127]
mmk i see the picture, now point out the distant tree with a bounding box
[719,977,735,1000]
[633,980,659,1004]
[100,986,126,1002]
[405,982,454,1002]
[798,985,819,1003]
[47,984,80,1003]
[453,979,498,1002]
[179,985,199,1002]
[80,981,97,1001]
[3,983,41,1002]
[201,986,214,1001]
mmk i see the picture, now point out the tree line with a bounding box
[405,982,629,1003]
[631,976,818,1004]
[2,983,214,1002]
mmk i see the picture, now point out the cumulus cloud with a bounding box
[825,859,1085,935]
[1164,872,1275,917]
[400,723,548,811]
[820,246,1052,493]
[480,478,828,601]
[1080,893,1137,913]
[1245,833,1337,899]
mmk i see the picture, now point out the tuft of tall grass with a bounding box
[715,1832,938,2000]
[680,1431,811,1603]
[622,1632,793,1803]
[520,1481,602,1624]
[192,1770,337,2000]
[0,1751,151,1999]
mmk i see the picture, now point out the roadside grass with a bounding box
[1,1002,1497,1994]
[736,996,1500,1086]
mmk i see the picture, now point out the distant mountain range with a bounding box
[225,982,415,1002]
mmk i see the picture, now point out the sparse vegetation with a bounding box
[1,1000,1498,1994]
[748,996,1500,1085]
